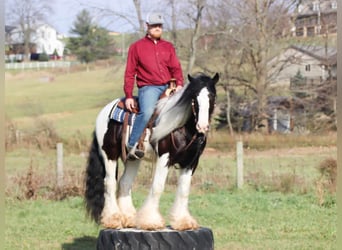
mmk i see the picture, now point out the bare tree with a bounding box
[207,0,297,132]
[78,0,154,35]
[187,0,304,133]
[164,0,179,46]
[5,0,54,61]
[185,0,205,74]
[228,0,288,130]
[76,0,212,74]
[132,0,145,34]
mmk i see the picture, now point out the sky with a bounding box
[6,0,185,36]
[48,0,160,35]
[49,0,126,35]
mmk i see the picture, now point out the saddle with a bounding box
[110,79,177,162]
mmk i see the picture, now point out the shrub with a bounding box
[6,160,84,201]
[5,117,61,151]
[39,52,49,61]
[317,157,337,191]
[315,157,337,206]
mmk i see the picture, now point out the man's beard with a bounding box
[149,32,162,39]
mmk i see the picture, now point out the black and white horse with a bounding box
[85,72,219,231]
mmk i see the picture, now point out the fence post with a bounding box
[236,140,244,189]
[56,143,63,189]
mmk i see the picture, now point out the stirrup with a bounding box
[127,147,144,160]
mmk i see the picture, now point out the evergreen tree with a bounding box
[67,9,115,64]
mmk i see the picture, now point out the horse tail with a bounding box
[84,131,105,224]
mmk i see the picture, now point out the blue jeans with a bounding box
[128,85,168,148]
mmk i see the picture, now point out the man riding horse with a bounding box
[123,12,184,160]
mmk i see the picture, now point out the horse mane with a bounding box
[151,73,214,142]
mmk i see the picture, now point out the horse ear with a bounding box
[212,73,219,85]
[187,74,194,83]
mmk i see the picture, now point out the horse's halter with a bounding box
[191,99,198,122]
[171,90,214,153]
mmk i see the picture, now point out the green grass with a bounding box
[5,197,99,250]
[5,191,336,250]
[196,190,336,250]
[5,66,127,138]
[4,147,336,249]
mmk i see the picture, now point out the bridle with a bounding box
[191,89,216,124]
[191,99,198,123]
[170,88,215,152]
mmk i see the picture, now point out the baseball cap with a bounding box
[146,12,164,25]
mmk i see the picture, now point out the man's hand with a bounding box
[175,85,183,92]
[125,98,135,112]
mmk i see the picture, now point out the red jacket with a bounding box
[124,35,184,98]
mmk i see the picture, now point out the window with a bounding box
[298,5,303,13]
[296,28,304,37]
[307,27,315,36]
[312,2,320,11]
[305,65,311,71]
[331,1,337,9]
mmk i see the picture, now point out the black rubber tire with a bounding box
[96,227,214,250]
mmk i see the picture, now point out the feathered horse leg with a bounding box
[100,154,123,228]
[117,160,140,228]
[136,153,170,230]
[95,104,123,229]
[169,168,199,230]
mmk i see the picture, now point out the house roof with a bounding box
[5,25,16,34]
[290,45,337,66]
[267,96,305,110]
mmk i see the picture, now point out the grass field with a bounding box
[5,190,336,250]
[5,65,337,249]
[5,66,122,139]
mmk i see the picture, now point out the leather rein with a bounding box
[170,99,205,152]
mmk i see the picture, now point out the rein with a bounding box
[170,97,204,152]
[170,131,203,153]
[191,99,198,123]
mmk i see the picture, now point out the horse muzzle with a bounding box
[196,122,209,134]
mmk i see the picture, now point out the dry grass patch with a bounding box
[315,157,337,207]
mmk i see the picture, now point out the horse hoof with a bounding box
[136,221,166,231]
[135,207,166,230]
[170,217,199,231]
[121,214,136,228]
[135,213,165,230]
[101,214,123,229]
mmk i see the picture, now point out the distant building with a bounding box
[5,23,65,61]
[33,23,65,56]
[294,0,337,37]
[268,45,337,87]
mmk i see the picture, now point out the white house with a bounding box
[268,45,337,87]
[266,44,337,134]
[5,22,65,60]
[32,23,65,56]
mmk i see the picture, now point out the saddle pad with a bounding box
[110,100,136,125]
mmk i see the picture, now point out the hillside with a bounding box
[5,63,127,139]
